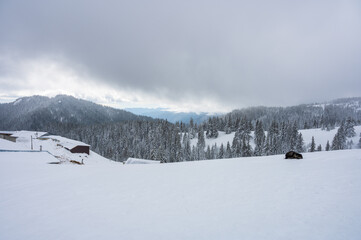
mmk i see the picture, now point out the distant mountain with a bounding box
[125,108,215,124]
[0,95,151,131]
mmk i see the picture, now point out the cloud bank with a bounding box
[0,0,360,112]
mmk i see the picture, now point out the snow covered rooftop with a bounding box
[125,158,161,164]
[44,135,90,149]
[0,131,16,135]
[11,130,48,139]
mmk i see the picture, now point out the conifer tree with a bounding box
[325,140,330,151]
[254,120,265,156]
[241,136,253,157]
[310,136,316,152]
[295,133,304,153]
[218,143,225,159]
[226,141,232,158]
[317,144,322,151]
[344,117,356,137]
[331,124,346,150]
[206,145,212,159]
[197,126,205,150]
[231,137,240,158]
[225,116,232,134]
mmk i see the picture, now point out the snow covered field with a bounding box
[191,125,361,150]
[1,149,361,239]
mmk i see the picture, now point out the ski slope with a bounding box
[1,149,361,239]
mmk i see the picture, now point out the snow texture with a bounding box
[1,149,361,240]
[125,158,161,164]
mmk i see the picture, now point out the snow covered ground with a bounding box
[191,125,361,150]
[1,149,361,239]
[0,131,113,165]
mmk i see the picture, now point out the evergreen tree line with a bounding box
[200,103,361,134]
[45,107,360,162]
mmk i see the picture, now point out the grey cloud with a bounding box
[0,0,361,109]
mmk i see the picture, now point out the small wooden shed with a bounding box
[63,143,90,155]
[0,131,17,142]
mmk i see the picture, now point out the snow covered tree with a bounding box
[310,136,316,152]
[225,141,232,158]
[206,145,212,159]
[197,126,205,150]
[231,137,240,158]
[206,117,219,139]
[331,124,346,150]
[344,117,356,137]
[325,140,330,151]
[218,143,225,159]
[224,116,232,134]
[254,120,265,156]
[268,121,280,155]
[295,133,304,153]
[317,144,322,151]
[241,135,253,157]
[182,133,191,161]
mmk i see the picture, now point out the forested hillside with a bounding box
[2,96,361,162]
[0,95,151,130]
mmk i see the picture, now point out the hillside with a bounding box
[192,125,361,152]
[1,149,361,239]
[0,95,151,130]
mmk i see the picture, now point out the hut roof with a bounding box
[0,131,16,135]
[11,131,48,139]
[45,135,90,150]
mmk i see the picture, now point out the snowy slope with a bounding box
[191,126,361,151]
[1,150,361,240]
[300,126,361,149]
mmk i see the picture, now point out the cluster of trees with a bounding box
[45,112,360,162]
[13,97,360,162]
[331,118,356,150]
[200,102,361,134]
[308,117,357,152]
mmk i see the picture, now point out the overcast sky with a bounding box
[0,0,360,112]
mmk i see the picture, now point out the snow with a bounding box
[0,138,26,150]
[191,126,361,151]
[1,149,361,239]
[0,131,112,165]
[11,130,48,140]
[300,126,361,149]
[190,131,235,149]
[125,157,161,164]
[44,135,90,148]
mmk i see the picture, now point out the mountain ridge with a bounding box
[0,94,152,131]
